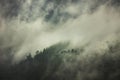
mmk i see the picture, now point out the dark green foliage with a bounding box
[0,43,69,80]
[0,42,120,80]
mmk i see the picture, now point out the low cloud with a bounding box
[0,0,120,63]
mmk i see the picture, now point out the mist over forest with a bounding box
[0,0,120,80]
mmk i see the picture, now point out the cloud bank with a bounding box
[0,0,120,63]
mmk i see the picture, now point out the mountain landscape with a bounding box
[0,0,120,80]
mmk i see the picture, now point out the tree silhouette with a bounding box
[0,42,120,80]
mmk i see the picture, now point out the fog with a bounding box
[0,0,120,62]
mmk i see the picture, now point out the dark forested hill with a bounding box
[0,41,120,80]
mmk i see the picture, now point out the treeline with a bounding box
[1,42,120,80]
[0,42,78,80]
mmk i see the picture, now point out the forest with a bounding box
[0,0,120,80]
[0,41,120,80]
